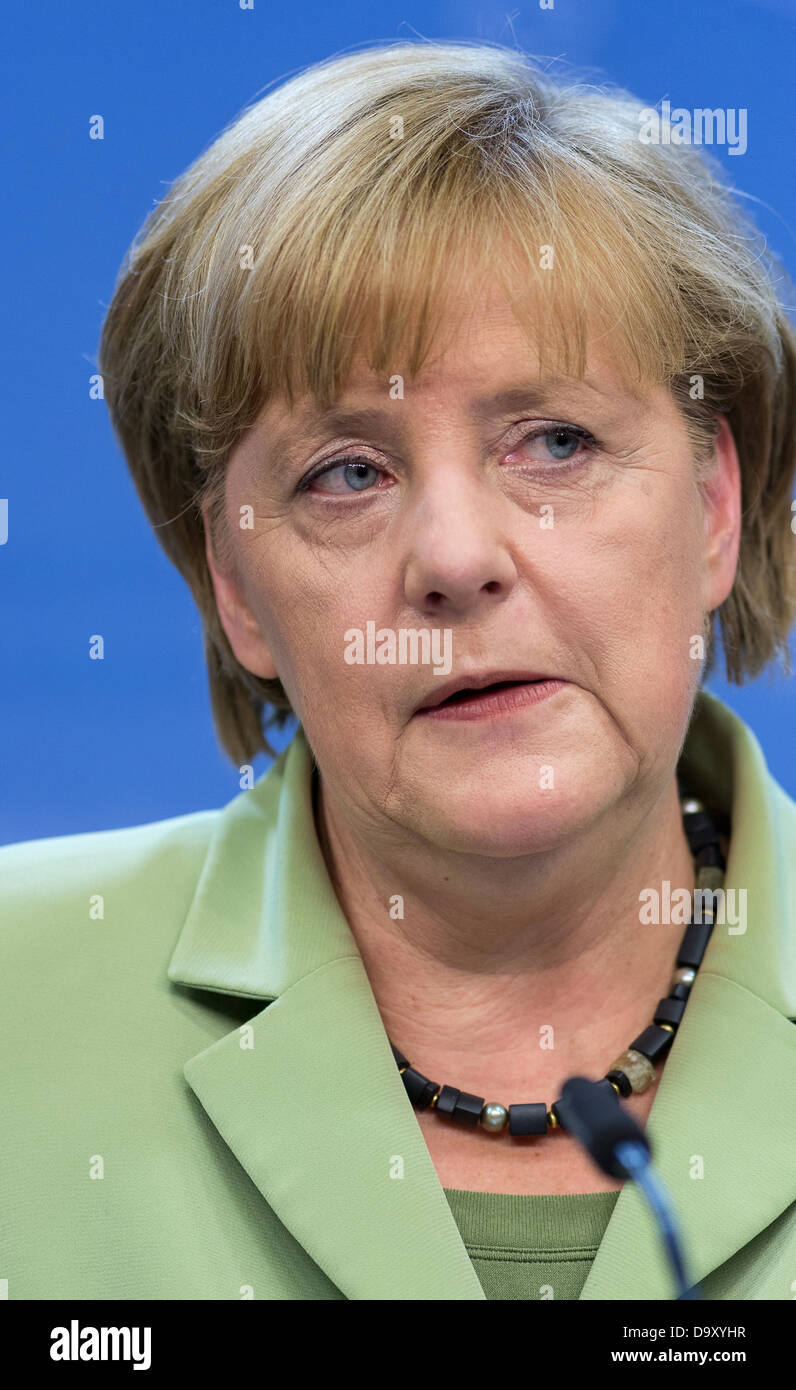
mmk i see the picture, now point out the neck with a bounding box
[314,774,696,1095]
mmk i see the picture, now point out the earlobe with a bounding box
[702,415,742,612]
[201,499,280,682]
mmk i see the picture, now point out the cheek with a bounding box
[628,483,707,646]
[586,467,704,631]
[544,482,706,737]
[241,537,391,724]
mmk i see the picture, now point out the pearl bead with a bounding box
[682,798,704,814]
[672,966,696,988]
[481,1102,508,1131]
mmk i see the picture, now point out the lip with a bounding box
[412,670,562,716]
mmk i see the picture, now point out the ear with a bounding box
[201,498,280,681]
[701,414,742,612]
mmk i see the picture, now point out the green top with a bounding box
[0,690,795,1299]
[443,1189,620,1299]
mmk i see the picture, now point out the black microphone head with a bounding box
[558,1076,652,1178]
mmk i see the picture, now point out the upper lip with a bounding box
[413,670,555,714]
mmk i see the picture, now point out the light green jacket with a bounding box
[1,690,794,1300]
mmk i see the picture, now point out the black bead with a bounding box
[669,981,692,1001]
[653,996,686,1028]
[451,1091,485,1128]
[433,1085,460,1118]
[390,1042,410,1070]
[695,843,724,870]
[508,1102,548,1136]
[434,1086,484,1127]
[606,1069,632,1098]
[629,1024,675,1064]
[682,810,722,854]
[400,1066,439,1109]
[677,920,714,968]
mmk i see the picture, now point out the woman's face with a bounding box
[207,284,740,855]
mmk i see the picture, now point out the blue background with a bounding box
[2,0,794,843]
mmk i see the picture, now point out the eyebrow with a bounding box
[294,378,607,432]
[264,374,633,473]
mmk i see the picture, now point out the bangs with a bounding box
[236,150,692,415]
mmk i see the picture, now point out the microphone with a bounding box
[557,1076,700,1300]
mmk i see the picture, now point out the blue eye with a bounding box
[504,423,595,469]
[298,421,595,497]
[341,460,380,490]
[301,457,384,494]
[544,428,581,459]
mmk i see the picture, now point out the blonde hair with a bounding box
[98,39,796,764]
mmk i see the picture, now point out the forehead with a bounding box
[255,281,662,444]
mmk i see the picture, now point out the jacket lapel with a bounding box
[182,958,486,1298]
[169,731,485,1299]
[579,974,796,1298]
[170,692,795,1300]
[581,691,796,1299]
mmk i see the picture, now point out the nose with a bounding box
[403,469,519,617]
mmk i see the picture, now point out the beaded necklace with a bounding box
[390,797,726,1137]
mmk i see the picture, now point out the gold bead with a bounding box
[547,1109,559,1129]
[607,1078,621,1096]
[430,1089,439,1108]
[398,1065,407,1074]
[659,1023,675,1034]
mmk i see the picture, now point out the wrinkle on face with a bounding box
[213,285,716,860]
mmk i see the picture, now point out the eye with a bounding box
[299,456,391,495]
[504,423,595,468]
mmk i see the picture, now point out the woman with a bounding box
[2,40,795,1302]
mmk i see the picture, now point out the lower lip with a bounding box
[415,678,567,722]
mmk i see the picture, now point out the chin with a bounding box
[408,782,610,859]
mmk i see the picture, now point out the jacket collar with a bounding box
[168,691,796,1300]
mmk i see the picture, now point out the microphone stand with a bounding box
[558,1075,700,1300]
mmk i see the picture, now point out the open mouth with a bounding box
[435,678,535,707]
[414,675,565,720]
